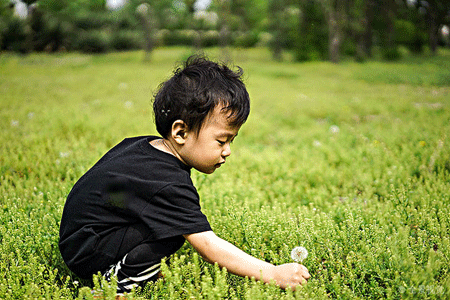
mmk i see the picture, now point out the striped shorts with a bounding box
[101,224,185,294]
[103,253,162,294]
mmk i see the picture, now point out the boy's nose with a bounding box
[222,144,231,157]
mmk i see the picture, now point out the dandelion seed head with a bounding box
[291,246,308,263]
[329,125,340,134]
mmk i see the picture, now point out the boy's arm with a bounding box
[184,231,310,290]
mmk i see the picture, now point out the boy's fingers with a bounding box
[300,265,311,279]
[275,263,310,289]
[296,264,310,279]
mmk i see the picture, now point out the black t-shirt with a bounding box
[59,136,211,274]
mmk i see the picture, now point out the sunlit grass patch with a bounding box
[351,50,450,87]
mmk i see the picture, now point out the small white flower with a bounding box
[124,101,133,109]
[59,151,71,158]
[313,140,322,147]
[329,125,340,134]
[291,246,308,263]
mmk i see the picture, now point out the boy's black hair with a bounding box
[153,55,250,138]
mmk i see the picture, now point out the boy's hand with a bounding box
[270,263,310,290]
[185,231,310,290]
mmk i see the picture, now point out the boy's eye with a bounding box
[217,140,226,145]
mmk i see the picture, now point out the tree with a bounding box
[343,0,371,61]
[0,0,16,51]
[416,0,450,55]
[228,0,268,32]
[395,0,427,54]
[268,0,299,60]
[21,0,39,53]
[315,0,346,63]
[295,0,328,61]
[213,0,232,60]
[361,0,376,57]
[184,0,196,13]
[136,3,157,61]
[379,0,400,60]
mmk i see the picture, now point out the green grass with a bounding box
[1,47,449,299]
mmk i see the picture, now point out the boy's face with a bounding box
[179,106,240,174]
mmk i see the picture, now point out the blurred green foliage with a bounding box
[0,0,449,61]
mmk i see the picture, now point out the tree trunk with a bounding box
[325,0,344,63]
[362,0,375,57]
[380,0,398,60]
[385,2,395,50]
[428,25,438,55]
[219,24,231,62]
[328,11,341,63]
[136,4,156,62]
[218,0,232,61]
[427,9,439,55]
[193,30,202,51]
[268,0,285,61]
[25,4,37,53]
[272,29,283,61]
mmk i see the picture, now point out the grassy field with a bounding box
[1,47,449,299]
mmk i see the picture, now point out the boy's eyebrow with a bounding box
[217,132,238,139]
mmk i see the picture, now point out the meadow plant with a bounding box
[0,48,449,299]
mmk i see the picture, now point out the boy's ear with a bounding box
[171,120,189,145]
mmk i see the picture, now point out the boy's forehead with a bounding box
[210,106,235,123]
[204,106,240,132]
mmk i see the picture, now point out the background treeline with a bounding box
[0,0,449,62]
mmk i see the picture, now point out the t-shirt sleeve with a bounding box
[140,183,212,240]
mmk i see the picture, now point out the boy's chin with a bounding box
[196,167,217,174]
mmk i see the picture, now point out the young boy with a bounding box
[59,56,310,294]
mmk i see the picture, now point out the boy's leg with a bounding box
[103,223,184,294]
